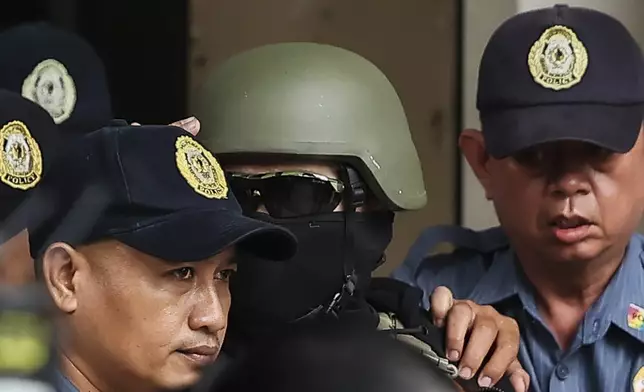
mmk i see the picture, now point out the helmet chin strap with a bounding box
[288,165,366,323]
[374,254,387,269]
[324,165,364,316]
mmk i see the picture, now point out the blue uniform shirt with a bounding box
[54,371,78,392]
[392,230,644,392]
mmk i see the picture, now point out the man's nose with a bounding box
[543,144,599,198]
[547,169,592,198]
[188,285,228,334]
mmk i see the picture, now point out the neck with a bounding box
[59,353,101,392]
[516,242,627,349]
[59,350,156,392]
[522,251,622,304]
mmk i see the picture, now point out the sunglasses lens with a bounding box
[229,178,261,213]
[230,175,342,218]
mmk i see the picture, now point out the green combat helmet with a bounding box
[194,42,426,211]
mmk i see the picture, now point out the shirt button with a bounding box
[555,364,570,380]
[592,320,600,334]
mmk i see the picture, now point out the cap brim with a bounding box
[112,210,297,262]
[481,104,643,158]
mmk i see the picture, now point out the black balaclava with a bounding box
[227,166,394,339]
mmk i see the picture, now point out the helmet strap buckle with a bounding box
[325,271,358,315]
[346,166,366,209]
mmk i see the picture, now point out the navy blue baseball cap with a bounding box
[477,4,644,158]
[0,22,112,136]
[0,89,60,244]
[27,124,297,262]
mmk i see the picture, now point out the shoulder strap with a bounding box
[402,225,509,276]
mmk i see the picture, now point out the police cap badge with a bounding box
[0,120,42,191]
[528,25,588,90]
[175,135,228,199]
[21,59,77,125]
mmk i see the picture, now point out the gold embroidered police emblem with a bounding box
[22,59,77,124]
[175,135,228,199]
[528,25,588,90]
[0,121,43,190]
[633,366,644,392]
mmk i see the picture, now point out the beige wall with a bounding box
[461,0,644,231]
[461,0,515,230]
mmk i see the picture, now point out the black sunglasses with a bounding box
[228,171,345,218]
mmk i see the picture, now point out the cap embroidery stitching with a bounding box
[22,59,77,124]
[175,135,228,199]
[528,25,588,90]
[0,120,43,190]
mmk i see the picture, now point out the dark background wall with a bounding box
[0,0,188,125]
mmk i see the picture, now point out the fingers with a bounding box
[431,287,525,390]
[430,286,454,328]
[474,314,520,386]
[170,116,200,136]
[457,307,498,383]
[461,307,523,390]
[130,117,201,136]
[444,301,474,363]
[169,116,192,127]
[507,360,530,392]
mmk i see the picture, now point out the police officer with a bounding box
[394,5,644,392]
[0,22,112,287]
[26,123,297,391]
[194,42,529,391]
[0,22,112,136]
[0,90,61,286]
[0,23,206,289]
[0,90,61,391]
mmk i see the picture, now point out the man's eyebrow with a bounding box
[229,247,260,267]
[228,251,241,267]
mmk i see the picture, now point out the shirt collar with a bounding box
[469,234,644,344]
[55,370,79,392]
[469,247,522,306]
[595,234,644,343]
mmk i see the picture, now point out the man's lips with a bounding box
[548,214,594,244]
[177,345,219,367]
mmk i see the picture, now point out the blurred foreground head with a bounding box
[0,22,112,135]
[0,90,60,285]
[205,323,461,392]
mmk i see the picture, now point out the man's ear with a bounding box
[41,242,85,314]
[459,129,495,200]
